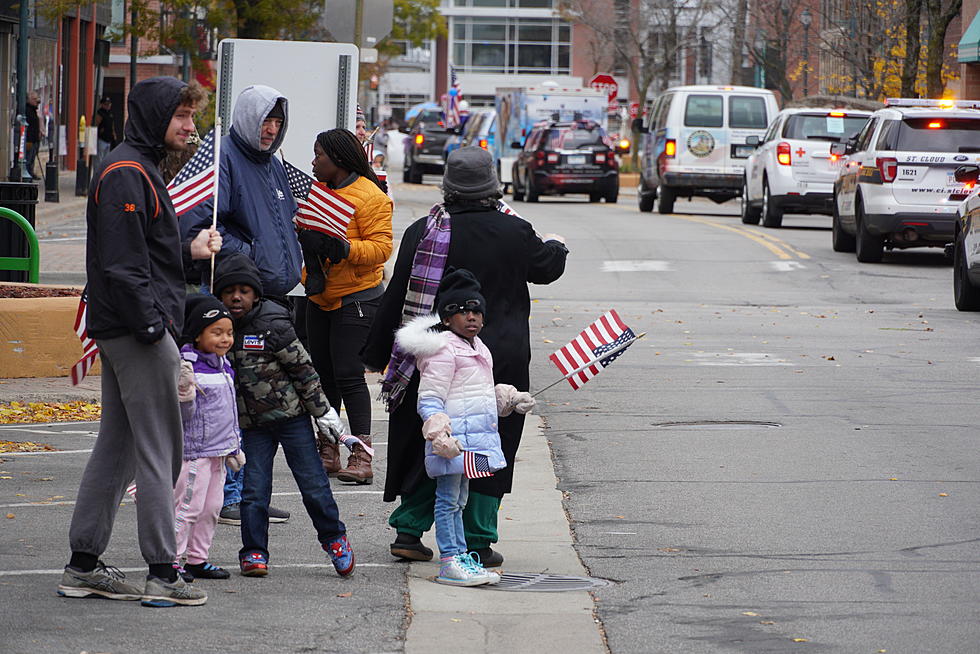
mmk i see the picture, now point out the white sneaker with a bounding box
[463,552,500,585]
[435,553,494,586]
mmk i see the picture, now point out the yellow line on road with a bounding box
[741,227,812,260]
[672,215,793,260]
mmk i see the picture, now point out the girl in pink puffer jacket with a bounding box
[395,268,534,586]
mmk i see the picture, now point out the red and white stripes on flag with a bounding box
[166,129,216,216]
[549,310,637,390]
[295,182,355,242]
[70,292,99,385]
[463,451,493,479]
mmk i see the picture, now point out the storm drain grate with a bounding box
[651,420,782,430]
[479,572,611,592]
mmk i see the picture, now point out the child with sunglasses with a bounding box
[395,268,535,585]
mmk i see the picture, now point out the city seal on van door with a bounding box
[687,130,715,158]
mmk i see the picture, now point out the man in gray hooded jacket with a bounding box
[182,84,303,301]
[181,84,302,525]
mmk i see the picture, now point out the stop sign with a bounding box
[589,73,618,109]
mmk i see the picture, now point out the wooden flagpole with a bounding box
[531,332,646,397]
[209,116,222,288]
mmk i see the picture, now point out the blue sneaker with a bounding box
[239,552,268,577]
[323,535,355,576]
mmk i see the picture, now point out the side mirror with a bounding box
[829,142,847,157]
[745,135,760,147]
[844,136,858,155]
[510,140,523,149]
[954,165,980,184]
[631,118,647,134]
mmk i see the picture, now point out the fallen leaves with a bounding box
[336,591,352,598]
[0,401,101,424]
[6,513,14,519]
[0,441,56,454]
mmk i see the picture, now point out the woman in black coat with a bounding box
[362,147,568,566]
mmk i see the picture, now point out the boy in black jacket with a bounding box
[213,253,355,577]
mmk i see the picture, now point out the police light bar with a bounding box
[885,98,980,109]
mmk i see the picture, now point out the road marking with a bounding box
[601,260,673,272]
[687,352,791,366]
[770,261,807,272]
[1,449,94,456]
[744,227,812,260]
[0,562,395,577]
[0,488,383,509]
[673,215,794,260]
[1,429,97,436]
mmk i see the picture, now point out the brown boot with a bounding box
[336,435,373,484]
[317,435,342,475]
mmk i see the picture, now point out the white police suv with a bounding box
[742,107,871,227]
[950,164,980,310]
[831,98,980,263]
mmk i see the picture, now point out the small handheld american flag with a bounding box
[547,310,641,391]
[167,129,216,216]
[445,65,462,129]
[283,159,354,243]
[70,290,99,386]
[463,451,493,479]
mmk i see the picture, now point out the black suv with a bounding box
[511,119,621,203]
[402,109,455,184]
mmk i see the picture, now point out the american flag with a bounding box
[283,159,354,242]
[549,310,637,390]
[445,65,461,129]
[70,291,99,385]
[167,129,216,216]
[463,451,493,479]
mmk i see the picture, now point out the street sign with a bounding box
[589,73,618,110]
[324,0,393,47]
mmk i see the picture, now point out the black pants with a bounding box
[306,297,378,435]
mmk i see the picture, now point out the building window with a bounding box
[451,17,572,74]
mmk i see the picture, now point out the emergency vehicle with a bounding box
[831,98,980,262]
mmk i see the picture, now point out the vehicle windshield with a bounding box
[783,114,869,141]
[544,127,607,150]
[893,118,980,153]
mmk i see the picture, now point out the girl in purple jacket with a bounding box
[173,295,242,581]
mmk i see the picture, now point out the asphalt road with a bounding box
[7,180,980,652]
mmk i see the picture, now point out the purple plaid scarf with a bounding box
[379,203,452,411]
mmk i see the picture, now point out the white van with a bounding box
[635,85,779,213]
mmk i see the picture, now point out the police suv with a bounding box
[831,98,980,262]
[950,164,980,310]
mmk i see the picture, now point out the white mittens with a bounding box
[495,384,535,416]
[432,433,462,459]
[422,413,452,440]
[314,408,345,445]
[225,449,246,472]
[177,360,196,402]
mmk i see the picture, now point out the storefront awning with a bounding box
[959,12,980,63]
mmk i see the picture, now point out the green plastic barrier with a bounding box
[0,206,40,284]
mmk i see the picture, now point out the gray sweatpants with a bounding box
[68,333,183,566]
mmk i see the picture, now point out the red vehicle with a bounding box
[511,119,624,203]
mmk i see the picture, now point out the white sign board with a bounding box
[216,39,359,167]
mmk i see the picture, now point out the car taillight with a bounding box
[414,134,424,146]
[876,157,898,183]
[478,138,488,150]
[595,152,607,164]
[665,139,676,157]
[829,153,840,162]
[777,142,791,165]
[546,152,559,164]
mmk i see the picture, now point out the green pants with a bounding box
[388,477,501,549]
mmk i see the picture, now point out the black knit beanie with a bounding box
[182,294,232,345]
[436,268,486,321]
[213,252,264,298]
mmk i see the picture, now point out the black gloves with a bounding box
[299,230,351,297]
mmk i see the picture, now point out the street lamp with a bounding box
[800,8,812,97]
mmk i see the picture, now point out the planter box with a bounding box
[0,294,100,379]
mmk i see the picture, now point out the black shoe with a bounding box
[268,506,290,523]
[184,562,230,580]
[217,503,241,526]
[390,533,433,561]
[469,547,503,568]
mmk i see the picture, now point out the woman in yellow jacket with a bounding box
[300,128,393,485]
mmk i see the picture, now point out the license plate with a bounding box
[733,145,754,159]
[567,155,586,165]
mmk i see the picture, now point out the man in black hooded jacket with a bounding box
[58,77,211,608]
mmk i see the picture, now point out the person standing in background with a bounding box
[24,91,41,180]
[94,97,117,163]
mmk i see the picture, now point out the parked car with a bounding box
[742,108,871,227]
[950,164,980,310]
[830,98,980,262]
[402,107,454,184]
[635,85,779,214]
[510,118,623,203]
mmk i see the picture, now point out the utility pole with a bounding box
[130,1,138,94]
[10,0,29,181]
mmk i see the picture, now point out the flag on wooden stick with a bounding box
[283,159,354,242]
[548,310,638,390]
[167,129,216,216]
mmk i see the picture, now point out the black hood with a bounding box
[123,76,187,163]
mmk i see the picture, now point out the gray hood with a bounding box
[231,85,288,153]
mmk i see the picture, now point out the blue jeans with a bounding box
[223,466,243,507]
[434,474,469,558]
[239,415,346,560]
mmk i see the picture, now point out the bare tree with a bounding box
[923,0,961,97]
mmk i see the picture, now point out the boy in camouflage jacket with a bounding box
[213,252,355,577]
